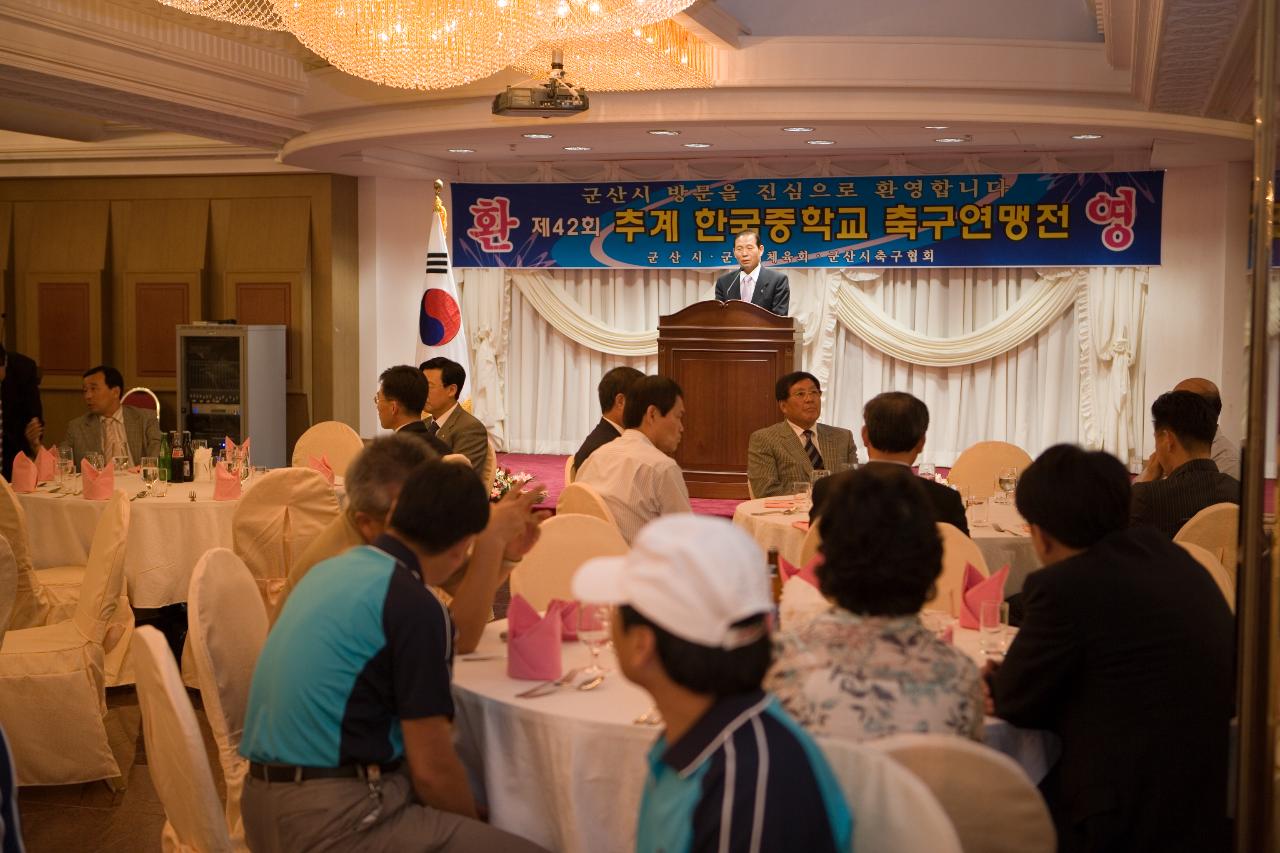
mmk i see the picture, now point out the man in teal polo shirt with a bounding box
[240,460,547,852]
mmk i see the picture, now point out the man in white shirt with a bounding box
[746,371,856,498]
[63,364,162,466]
[713,230,789,316]
[420,356,490,472]
[574,375,692,543]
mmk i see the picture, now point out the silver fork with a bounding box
[188,489,197,502]
[516,667,584,699]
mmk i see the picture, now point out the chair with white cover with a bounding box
[0,491,130,785]
[871,733,1055,853]
[946,441,1033,501]
[133,626,236,853]
[556,482,617,526]
[563,455,575,486]
[480,441,497,492]
[509,514,628,610]
[290,420,364,477]
[232,467,340,611]
[1178,541,1236,612]
[924,523,988,617]
[187,548,266,850]
[1173,503,1239,582]
[0,536,15,643]
[818,737,962,853]
[799,521,822,566]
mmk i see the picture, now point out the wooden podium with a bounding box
[658,300,800,499]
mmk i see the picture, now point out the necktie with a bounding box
[104,417,128,464]
[741,272,755,304]
[425,420,440,438]
[803,429,824,471]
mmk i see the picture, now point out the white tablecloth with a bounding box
[452,619,1056,853]
[20,474,248,608]
[731,497,810,565]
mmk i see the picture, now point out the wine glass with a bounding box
[84,451,105,471]
[790,481,812,514]
[111,454,131,473]
[578,603,612,678]
[917,462,936,481]
[140,456,159,493]
[997,467,1018,504]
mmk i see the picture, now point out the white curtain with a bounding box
[457,265,1148,465]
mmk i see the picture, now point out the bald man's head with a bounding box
[1173,377,1222,420]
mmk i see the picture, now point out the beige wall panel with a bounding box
[0,201,12,273]
[23,200,110,272]
[323,176,360,429]
[125,199,209,273]
[30,273,101,390]
[226,197,310,273]
[124,273,201,390]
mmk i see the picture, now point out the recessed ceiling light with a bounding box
[782,126,815,133]
[522,132,553,139]
[934,135,971,144]
[683,142,712,148]
[806,139,836,145]
[648,129,681,136]
[563,145,592,151]
[447,148,475,153]
[923,125,950,130]
[1071,133,1104,140]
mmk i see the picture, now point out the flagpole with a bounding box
[435,178,447,238]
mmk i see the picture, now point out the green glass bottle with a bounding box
[158,431,171,482]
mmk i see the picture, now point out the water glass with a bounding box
[996,467,1018,504]
[968,496,990,527]
[112,454,131,472]
[979,600,1010,657]
[810,469,831,485]
[84,451,105,471]
[791,481,812,513]
[141,456,159,491]
[917,462,936,481]
[578,604,612,677]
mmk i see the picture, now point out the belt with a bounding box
[248,760,401,783]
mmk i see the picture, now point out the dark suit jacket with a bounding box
[1130,458,1240,539]
[1,351,41,480]
[573,417,622,474]
[714,266,790,316]
[992,526,1234,853]
[810,461,969,535]
[395,420,452,457]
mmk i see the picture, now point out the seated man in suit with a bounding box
[572,365,644,475]
[1131,390,1239,538]
[713,229,789,316]
[574,375,692,544]
[64,364,161,466]
[1174,377,1238,477]
[811,391,967,533]
[375,364,450,456]
[989,444,1233,852]
[0,343,43,480]
[747,371,856,499]
[420,356,490,472]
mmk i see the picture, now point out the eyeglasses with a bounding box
[789,390,822,400]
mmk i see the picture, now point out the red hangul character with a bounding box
[958,204,992,239]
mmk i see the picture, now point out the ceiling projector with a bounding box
[493,50,589,118]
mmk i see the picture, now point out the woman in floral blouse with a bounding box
[764,463,983,741]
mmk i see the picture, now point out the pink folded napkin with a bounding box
[763,499,795,508]
[35,446,57,483]
[506,595,564,681]
[779,553,822,589]
[225,436,251,457]
[82,460,115,501]
[791,520,810,532]
[957,563,1010,629]
[548,598,580,641]
[308,454,335,486]
[11,453,37,493]
[213,463,242,501]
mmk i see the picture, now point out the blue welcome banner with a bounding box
[450,171,1162,269]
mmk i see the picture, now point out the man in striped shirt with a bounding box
[574,516,852,853]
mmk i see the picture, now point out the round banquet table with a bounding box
[20,473,250,608]
[733,494,1043,596]
[451,619,1056,853]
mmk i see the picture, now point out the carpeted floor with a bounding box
[497,452,744,518]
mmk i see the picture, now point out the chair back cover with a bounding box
[1178,541,1236,612]
[946,441,1033,500]
[121,386,162,418]
[871,733,1055,853]
[1173,502,1239,582]
[925,522,988,617]
[0,536,17,641]
[481,442,497,492]
[818,736,962,853]
[442,453,472,467]
[510,514,628,610]
[0,474,49,628]
[72,491,131,645]
[233,468,340,608]
[133,626,235,853]
[799,521,822,566]
[290,421,364,477]
[556,483,617,526]
[563,455,575,486]
[188,548,267,848]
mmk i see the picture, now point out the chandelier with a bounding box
[514,19,712,92]
[159,0,704,91]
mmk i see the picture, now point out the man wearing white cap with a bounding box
[573,516,852,853]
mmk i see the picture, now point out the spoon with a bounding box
[576,674,605,691]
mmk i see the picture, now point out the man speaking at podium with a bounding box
[714,229,790,316]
